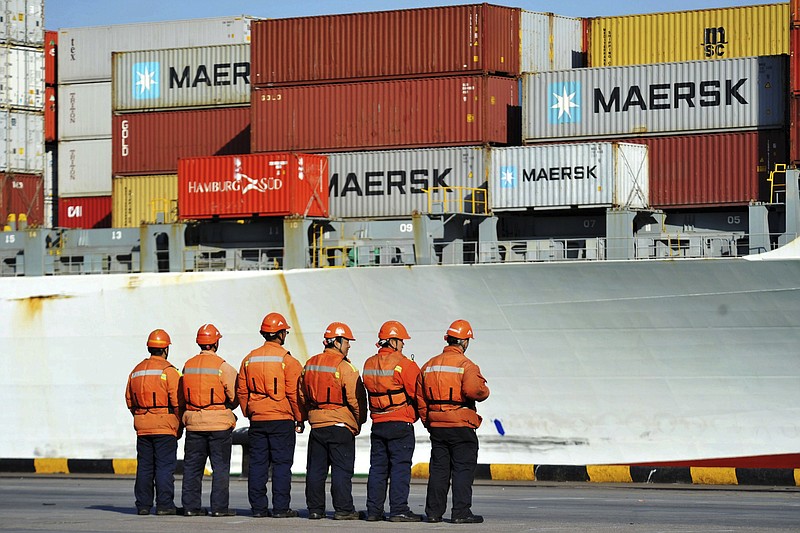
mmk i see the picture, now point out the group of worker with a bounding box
[125,315,490,523]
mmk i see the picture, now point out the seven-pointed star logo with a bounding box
[551,86,579,119]
[499,166,516,188]
[548,82,581,124]
[132,62,160,99]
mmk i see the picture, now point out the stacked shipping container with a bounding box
[791,0,800,165]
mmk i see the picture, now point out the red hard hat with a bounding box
[261,312,291,333]
[196,323,223,344]
[324,321,355,340]
[147,329,171,348]
[378,320,410,340]
[445,319,474,340]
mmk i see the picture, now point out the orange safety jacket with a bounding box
[243,348,290,401]
[363,350,411,413]
[302,350,347,409]
[421,362,474,412]
[182,352,228,411]
[128,357,178,414]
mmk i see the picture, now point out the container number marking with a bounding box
[399,223,413,233]
[4,234,15,244]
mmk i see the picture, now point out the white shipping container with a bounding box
[0,45,44,109]
[523,56,785,141]
[327,147,489,219]
[521,11,584,72]
[58,16,257,83]
[57,82,112,140]
[113,44,250,112]
[57,138,112,197]
[0,109,43,173]
[0,0,44,46]
[489,143,649,210]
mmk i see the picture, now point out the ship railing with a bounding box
[183,246,284,272]
[423,186,489,215]
[315,243,416,268]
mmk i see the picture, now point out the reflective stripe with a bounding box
[131,369,164,379]
[307,365,337,373]
[183,367,220,375]
[425,365,464,374]
[249,356,284,363]
[363,369,395,377]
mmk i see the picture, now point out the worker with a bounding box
[236,312,305,518]
[125,329,181,516]
[416,319,490,524]
[362,320,422,522]
[180,323,239,517]
[299,322,367,520]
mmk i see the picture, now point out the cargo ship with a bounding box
[1,2,799,473]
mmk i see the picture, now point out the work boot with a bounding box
[210,509,236,517]
[388,511,423,522]
[307,511,325,520]
[156,507,177,515]
[137,508,150,516]
[272,509,298,518]
[183,508,208,517]
[365,513,384,521]
[333,510,362,520]
[452,514,484,524]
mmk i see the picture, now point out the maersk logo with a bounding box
[499,166,517,188]
[549,82,581,124]
[132,62,160,99]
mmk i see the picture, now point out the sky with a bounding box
[45,0,783,29]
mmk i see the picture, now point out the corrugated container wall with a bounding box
[521,11,584,72]
[178,153,328,219]
[112,44,250,112]
[57,138,112,197]
[1,173,43,226]
[792,23,800,94]
[623,130,787,207]
[523,56,785,141]
[1,109,43,173]
[112,106,250,176]
[57,195,112,228]
[251,4,519,87]
[794,0,800,25]
[789,97,800,164]
[588,3,789,66]
[252,76,519,153]
[57,82,112,140]
[489,143,649,210]
[112,174,178,227]
[0,46,44,109]
[44,30,56,85]
[327,146,488,219]
[0,0,44,46]
[44,85,55,142]
[58,16,256,83]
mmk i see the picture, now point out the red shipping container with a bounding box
[792,96,800,164]
[793,26,800,95]
[45,30,57,86]
[622,130,787,208]
[794,0,800,26]
[252,76,519,153]
[45,86,56,142]
[57,196,112,228]
[1,173,44,227]
[178,153,328,219]
[112,107,250,176]
[252,4,520,87]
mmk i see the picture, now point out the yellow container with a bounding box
[112,174,178,228]
[589,3,789,66]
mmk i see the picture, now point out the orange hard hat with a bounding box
[445,319,474,340]
[147,329,171,348]
[196,323,222,344]
[378,320,410,340]
[260,312,291,333]
[324,321,355,340]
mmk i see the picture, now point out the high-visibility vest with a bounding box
[303,351,347,410]
[129,357,176,412]
[422,362,473,412]
[243,347,290,402]
[182,352,227,411]
[363,351,409,414]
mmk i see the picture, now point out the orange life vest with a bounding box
[304,351,347,410]
[243,348,289,402]
[363,351,410,414]
[182,352,227,411]
[129,357,176,413]
[422,362,473,412]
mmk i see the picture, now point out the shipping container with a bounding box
[252,76,519,153]
[790,96,800,164]
[1,172,43,226]
[57,138,112,197]
[489,143,649,210]
[251,4,519,87]
[588,3,789,66]
[622,130,787,208]
[57,82,112,140]
[0,0,44,46]
[44,85,55,142]
[58,16,257,83]
[178,153,328,219]
[112,106,250,175]
[0,109,43,173]
[43,145,53,226]
[523,56,785,142]
[112,174,178,227]
[44,30,56,85]
[794,0,800,26]
[112,44,250,112]
[0,45,44,109]
[792,25,800,94]
[521,11,584,72]
[327,146,488,219]
[57,195,112,228]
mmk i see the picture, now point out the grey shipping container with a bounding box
[112,44,250,112]
[489,143,649,210]
[327,146,489,219]
[57,82,112,140]
[523,55,785,141]
[0,45,44,109]
[58,15,257,83]
[0,0,44,46]
[521,11,584,72]
[57,138,112,197]
[0,109,43,173]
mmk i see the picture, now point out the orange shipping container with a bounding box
[45,30,57,86]
[1,173,44,227]
[45,86,56,142]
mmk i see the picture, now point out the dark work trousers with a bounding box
[425,426,479,520]
[247,420,297,514]
[366,421,415,517]
[181,429,233,513]
[134,434,178,512]
[305,425,356,514]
